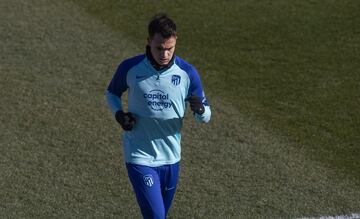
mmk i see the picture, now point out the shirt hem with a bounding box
[124,158,181,167]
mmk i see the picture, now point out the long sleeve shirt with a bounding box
[106,53,211,167]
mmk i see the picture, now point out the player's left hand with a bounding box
[186,95,205,115]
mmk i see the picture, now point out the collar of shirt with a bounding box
[145,45,175,72]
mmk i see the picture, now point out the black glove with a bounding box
[186,95,205,115]
[115,111,136,131]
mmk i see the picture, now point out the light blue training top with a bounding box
[106,54,211,167]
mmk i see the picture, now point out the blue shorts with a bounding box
[126,162,180,219]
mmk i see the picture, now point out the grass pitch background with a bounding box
[1,0,359,218]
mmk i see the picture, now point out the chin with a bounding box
[160,61,169,65]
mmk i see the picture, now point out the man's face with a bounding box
[148,33,176,66]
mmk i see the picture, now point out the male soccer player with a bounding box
[105,14,211,219]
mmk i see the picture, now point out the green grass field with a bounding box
[1,0,359,218]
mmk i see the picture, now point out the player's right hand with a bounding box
[186,95,205,115]
[115,110,136,131]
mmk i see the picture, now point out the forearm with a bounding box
[105,90,122,115]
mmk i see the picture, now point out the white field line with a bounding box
[296,212,360,219]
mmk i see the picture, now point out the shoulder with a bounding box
[174,56,202,86]
[175,56,198,75]
[118,54,146,73]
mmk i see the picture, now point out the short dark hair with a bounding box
[148,14,176,39]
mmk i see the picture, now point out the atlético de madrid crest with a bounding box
[171,75,181,86]
[143,174,154,187]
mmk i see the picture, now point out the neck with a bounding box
[146,46,175,71]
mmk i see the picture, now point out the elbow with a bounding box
[203,116,211,123]
[202,111,211,123]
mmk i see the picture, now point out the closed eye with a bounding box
[157,46,174,51]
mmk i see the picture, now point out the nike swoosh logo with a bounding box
[136,75,147,79]
[165,187,175,191]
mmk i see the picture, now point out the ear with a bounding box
[147,37,151,45]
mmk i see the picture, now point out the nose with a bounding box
[161,50,170,59]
